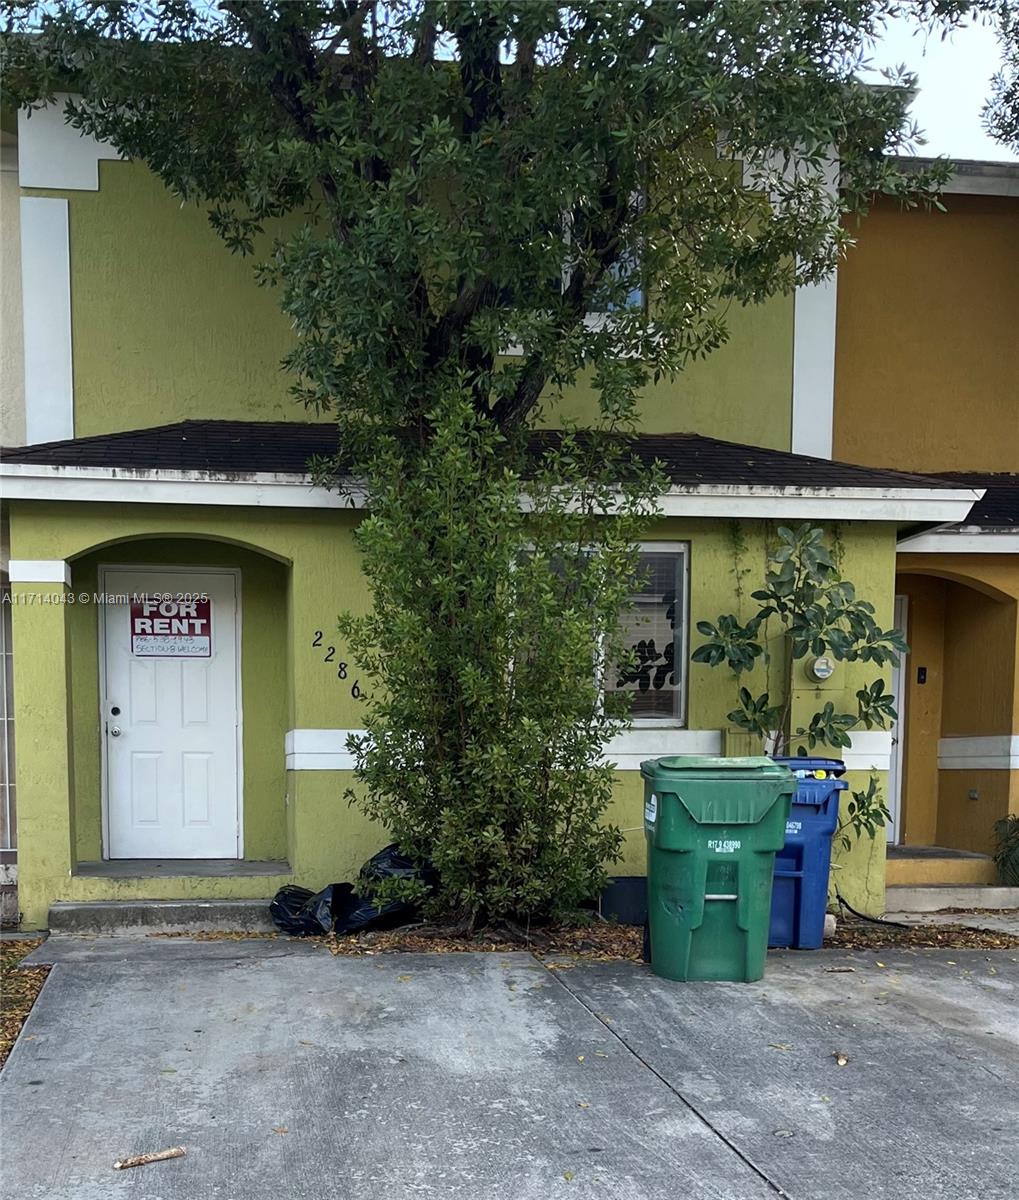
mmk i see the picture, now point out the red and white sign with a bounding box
[130,596,212,658]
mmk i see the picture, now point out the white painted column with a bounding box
[20,197,74,444]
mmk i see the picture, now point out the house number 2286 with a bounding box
[312,631,361,698]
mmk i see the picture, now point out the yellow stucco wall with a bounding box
[896,555,1019,857]
[833,194,1019,473]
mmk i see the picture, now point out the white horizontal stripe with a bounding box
[840,730,893,774]
[938,735,1019,771]
[285,728,359,771]
[284,728,724,773]
[8,559,71,585]
[287,751,358,771]
[282,727,896,773]
[0,461,981,523]
[602,727,721,771]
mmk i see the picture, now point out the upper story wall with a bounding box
[11,102,830,454]
[1,133,25,447]
[833,185,1019,474]
[64,161,296,437]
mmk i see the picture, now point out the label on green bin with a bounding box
[706,838,742,854]
[644,793,658,824]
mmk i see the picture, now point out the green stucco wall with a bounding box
[28,159,794,447]
[37,162,297,436]
[9,503,892,925]
[549,295,793,448]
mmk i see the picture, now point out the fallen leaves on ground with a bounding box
[311,922,646,963]
[0,940,50,1069]
[827,919,1019,951]
[149,930,279,940]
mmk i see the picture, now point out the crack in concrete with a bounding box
[541,959,792,1198]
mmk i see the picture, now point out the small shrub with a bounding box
[993,815,1019,886]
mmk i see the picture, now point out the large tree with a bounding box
[985,1,1019,150]
[1,1,995,924]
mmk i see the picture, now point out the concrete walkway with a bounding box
[1,938,1016,1199]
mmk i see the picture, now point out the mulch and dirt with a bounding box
[155,916,1019,955]
[0,939,50,1069]
[827,918,1019,952]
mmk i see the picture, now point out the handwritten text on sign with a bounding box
[131,597,212,658]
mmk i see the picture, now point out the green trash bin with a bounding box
[642,756,795,983]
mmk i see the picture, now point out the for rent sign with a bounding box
[131,596,212,658]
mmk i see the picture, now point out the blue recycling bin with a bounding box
[768,758,846,949]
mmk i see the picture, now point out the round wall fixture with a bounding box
[808,655,836,682]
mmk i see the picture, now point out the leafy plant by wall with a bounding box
[993,815,1019,886]
[693,523,902,845]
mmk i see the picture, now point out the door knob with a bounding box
[110,727,122,737]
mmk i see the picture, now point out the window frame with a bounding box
[609,540,690,730]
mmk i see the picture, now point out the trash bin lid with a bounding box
[642,755,791,775]
[770,756,846,779]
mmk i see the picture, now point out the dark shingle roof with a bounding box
[919,472,1019,527]
[0,420,974,493]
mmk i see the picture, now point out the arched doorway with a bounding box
[891,564,1018,885]
[67,537,290,866]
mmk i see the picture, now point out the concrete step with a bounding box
[886,852,998,887]
[48,899,276,936]
[885,885,1019,914]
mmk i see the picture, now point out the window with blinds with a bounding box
[606,545,688,723]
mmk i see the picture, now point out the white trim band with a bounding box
[938,735,1019,771]
[285,728,360,771]
[284,727,727,772]
[841,730,893,774]
[284,727,895,772]
[8,559,71,586]
[0,462,983,523]
[602,728,721,771]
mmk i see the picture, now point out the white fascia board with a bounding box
[657,486,980,522]
[0,463,365,510]
[898,527,1019,554]
[0,462,982,523]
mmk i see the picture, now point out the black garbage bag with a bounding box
[333,843,439,936]
[269,882,355,937]
[358,843,440,892]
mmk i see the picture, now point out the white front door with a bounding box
[102,568,241,859]
[886,593,909,845]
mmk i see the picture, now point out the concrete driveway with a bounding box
[1,938,1016,1200]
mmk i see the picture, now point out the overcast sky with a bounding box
[867,13,1015,163]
